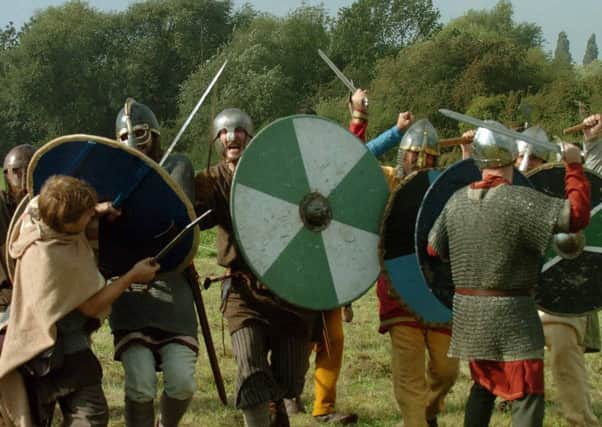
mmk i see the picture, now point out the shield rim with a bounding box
[230,115,387,310]
[527,161,602,316]
[378,167,452,326]
[26,134,200,274]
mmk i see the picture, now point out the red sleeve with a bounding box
[349,120,367,142]
[427,243,438,257]
[565,163,591,232]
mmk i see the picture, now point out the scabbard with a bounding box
[186,266,228,406]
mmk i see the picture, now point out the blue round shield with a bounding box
[380,168,452,324]
[27,134,199,276]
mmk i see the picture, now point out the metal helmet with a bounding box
[213,108,254,142]
[552,231,586,260]
[472,121,518,169]
[396,119,439,172]
[3,144,36,200]
[3,144,35,171]
[115,98,161,148]
[517,126,553,161]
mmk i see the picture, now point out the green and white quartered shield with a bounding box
[231,115,389,310]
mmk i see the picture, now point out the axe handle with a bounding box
[440,136,472,148]
[563,122,590,135]
[186,266,228,406]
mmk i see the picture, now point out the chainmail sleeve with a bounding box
[515,186,567,256]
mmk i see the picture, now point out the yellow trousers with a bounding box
[389,325,458,426]
[544,322,600,427]
[312,308,344,417]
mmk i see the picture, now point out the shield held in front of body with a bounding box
[231,115,389,310]
[27,134,199,277]
[380,169,452,324]
[415,159,531,309]
[527,163,602,315]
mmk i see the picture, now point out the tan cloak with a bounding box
[0,196,105,427]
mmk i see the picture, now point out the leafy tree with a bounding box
[583,34,598,65]
[0,2,116,146]
[0,0,234,149]
[366,1,550,140]
[329,0,441,79]
[107,0,235,125]
[554,31,572,65]
[578,60,602,115]
[0,22,19,51]
[460,0,542,49]
[231,3,260,31]
[176,6,331,166]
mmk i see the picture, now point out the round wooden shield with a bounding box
[415,159,531,309]
[527,163,602,315]
[231,115,389,310]
[380,169,452,324]
[27,134,199,276]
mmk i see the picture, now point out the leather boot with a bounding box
[125,398,155,427]
[268,400,290,427]
[156,393,191,427]
[243,402,270,427]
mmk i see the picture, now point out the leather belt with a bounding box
[455,287,532,297]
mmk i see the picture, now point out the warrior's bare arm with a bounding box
[582,113,602,142]
[349,89,369,142]
[460,130,475,160]
[78,258,159,318]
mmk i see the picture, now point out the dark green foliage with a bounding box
[583,34,599,65]
[366,0,549,141]
[0,0,601,167]
[329,0,441,80]
[554,31,573,65]
[176,5,331,166]
[0,0,233,152]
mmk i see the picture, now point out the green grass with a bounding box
[80,247,601,426]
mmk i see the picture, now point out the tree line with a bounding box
[0,0,600,167]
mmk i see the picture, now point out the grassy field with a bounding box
[82,242,601,427]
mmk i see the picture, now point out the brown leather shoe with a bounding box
[313,412,358,425]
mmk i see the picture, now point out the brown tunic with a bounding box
[195,161,317,336]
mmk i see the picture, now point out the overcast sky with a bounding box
[1,0,599,63]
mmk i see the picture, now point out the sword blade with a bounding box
[439,109,561,153]
[317,49,356,93]
[154,209,213,262]
[160,60,228,166]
